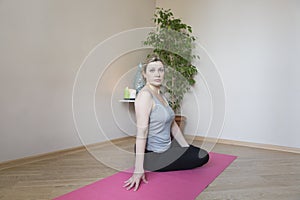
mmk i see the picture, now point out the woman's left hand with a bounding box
[123,171,148,191]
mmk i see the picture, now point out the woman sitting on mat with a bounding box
[124,56,209,191]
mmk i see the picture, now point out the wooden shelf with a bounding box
[119,99,135,103]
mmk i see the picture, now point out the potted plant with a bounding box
[143,8,199,131]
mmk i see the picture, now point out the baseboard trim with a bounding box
[1,135,299,170]
[0,136,132,171]
[187,135,300,154]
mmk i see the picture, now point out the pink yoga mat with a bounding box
[54,152,236,200]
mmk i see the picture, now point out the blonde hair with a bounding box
[143,55,164,73]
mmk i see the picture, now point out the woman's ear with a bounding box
[142,71,146,80]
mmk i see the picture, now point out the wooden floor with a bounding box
[0,137,300,200]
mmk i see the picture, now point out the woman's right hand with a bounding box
[123,171,148,191]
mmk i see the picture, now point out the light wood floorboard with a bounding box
[0,137,299,200]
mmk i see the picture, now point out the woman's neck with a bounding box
[147,83,160,94]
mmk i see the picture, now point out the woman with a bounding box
[124,56,209,191]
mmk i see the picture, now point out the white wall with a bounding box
[0,0,156,162]
[157,0,300,148]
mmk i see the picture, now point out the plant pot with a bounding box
[175,115,187,133]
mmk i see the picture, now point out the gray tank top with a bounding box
[146,93,175,153]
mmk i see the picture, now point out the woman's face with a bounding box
[143,61,165,87]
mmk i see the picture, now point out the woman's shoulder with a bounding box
[136,88,153,100]
[135,88,154,110]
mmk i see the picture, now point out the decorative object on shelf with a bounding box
[133,62,145,94]
[124,87,130,99]
[123,87,136,100]
[129,89,136,99]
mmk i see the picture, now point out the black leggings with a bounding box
[135,140,209,172]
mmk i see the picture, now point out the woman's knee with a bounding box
[188,145,209,165]
[199,148,209,165]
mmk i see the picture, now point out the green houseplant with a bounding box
[143,8,199,130]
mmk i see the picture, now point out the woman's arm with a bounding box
[124,90,153,191]
[171,121,190,147]
[133,90,152,173]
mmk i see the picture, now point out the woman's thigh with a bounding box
[144,144,209,172]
